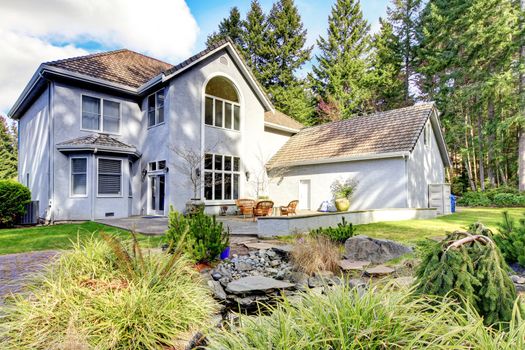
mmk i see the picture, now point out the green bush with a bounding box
[493,193,525,207]
[486,186,519,201]
[457,191,491,207]
[310,217,355,243]
[493,211,525,267]
[415,229,516,326]
[0,180,31,227]
[166,207,229,262]
[0,235,218,349]
[207,283,525,349]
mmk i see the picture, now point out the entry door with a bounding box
[149,174,165,216]
[298,180,311,210]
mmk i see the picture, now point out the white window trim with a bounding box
[204,94,241,132]
[70,156,88,198]
[203,153,241,202]
[80,94,122,135]
[147,88,166,128]
[97,157,123,198]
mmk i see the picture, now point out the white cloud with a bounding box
[0,0,199,115]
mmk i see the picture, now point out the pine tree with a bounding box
[0,116,17,180]
[369,18,405,111]
[206,7,245,50]
[387,0,421,104]
[311,0,371,119]
[241,0,268,81]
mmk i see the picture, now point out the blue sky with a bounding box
[0,0,389,116]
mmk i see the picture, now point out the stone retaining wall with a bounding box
[257,208,438,237]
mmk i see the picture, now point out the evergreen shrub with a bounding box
[456,191,491,207]
[165,207,229,263]
[310,217,355,243]
[493,211,525,267]
[0,180,31,227]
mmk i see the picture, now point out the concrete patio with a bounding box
[96,215,259,236]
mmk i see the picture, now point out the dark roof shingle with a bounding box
[57,134,134,149]
[46,49,173,88]
[267,103,436,168]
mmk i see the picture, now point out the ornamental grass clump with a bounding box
[0,234,218,350]
[414,228,516,326]
[291,235,340,275]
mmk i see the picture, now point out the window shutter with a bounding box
[98,159,122,195]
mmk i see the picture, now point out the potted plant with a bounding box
[330,178,358,212]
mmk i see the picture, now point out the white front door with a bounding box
[148,174,166,216]
[298,180,311,210]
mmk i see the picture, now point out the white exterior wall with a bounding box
[407,118,446,208]
[268,157,408,211]
[18,87,50,219]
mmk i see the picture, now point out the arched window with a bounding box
[204,76,240,131]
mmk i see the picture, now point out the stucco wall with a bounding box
[18,86,50,219]
[268,157,408,211]
[407,118,445,208]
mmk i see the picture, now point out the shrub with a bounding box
[0,180,31,227]
[493,193,525,207]
[415,230,516,325]
[165,208,229,263]
[0,235,218,349]
[486,186,519,201]
[291,236,340,275]
[493,211,525,266]
[457,191,491,207]
[310,217,355,243]
[206,283,525,349]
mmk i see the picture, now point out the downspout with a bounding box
[42,75,55,224]
[92,148,98,220]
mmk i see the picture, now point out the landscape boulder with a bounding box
[343,235,412,264]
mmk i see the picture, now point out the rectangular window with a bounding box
[205,97,214,125]
[149,161,157,171]
[204,95,240,131]
[128,161,133,198]
[214,100,223,127]
[203,153,240,201]
[82,95,121,133]
[234,105,240,130]
[158,160,166,170]
[71,158,87,196]
[225,102,232,129]
[98,159,122,196]
[147,89,165,127]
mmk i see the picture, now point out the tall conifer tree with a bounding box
[0,116,17,180]
[311,0,371,119]
[206,7,244,50]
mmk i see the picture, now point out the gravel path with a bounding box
[0,250,58,305]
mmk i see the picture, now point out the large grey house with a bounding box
[10,39,450,221]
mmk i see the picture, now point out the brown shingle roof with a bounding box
[57,134,134,149]
[46,49,173,88]
[265,110,304,131]
[267,103,436,168]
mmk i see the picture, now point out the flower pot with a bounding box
[185,198,205,216]
[220,246,230,260]
[335,198,350,212]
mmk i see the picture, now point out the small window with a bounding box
[149,162,157,171]
[103,100,120,133]
[98,159,122,196]
[424,122,431,147]
[147,89,165,127]
[81,95,121,133]
[204,154,213,170]
[82,96,101,130]
[71,158,87,196]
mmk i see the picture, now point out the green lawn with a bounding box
[356,207,525,243]
[0,222,163,255]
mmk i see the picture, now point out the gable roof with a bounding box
[57,134,140,157]
[46,49,173,88]
[267,103,450,169]
[264,110,304,132]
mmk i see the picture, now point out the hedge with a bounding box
[0,180,31,227]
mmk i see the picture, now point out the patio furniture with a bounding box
[280,200,299,216]
[236,198,256,218]
[253,200,274,221]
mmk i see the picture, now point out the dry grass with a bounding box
[291,236,340,275]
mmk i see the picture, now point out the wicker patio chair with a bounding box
[253,200,274,221]
[235,198,255,218]
[280,200,299,216]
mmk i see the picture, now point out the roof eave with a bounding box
[264,122,300,134]
[8,64,46,119]
[56,144,141,158]
[429,106,452,167]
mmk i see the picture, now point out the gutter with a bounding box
[268,151,411,169]
[56,144,142,158]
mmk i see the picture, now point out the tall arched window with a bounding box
[204,76,240,131]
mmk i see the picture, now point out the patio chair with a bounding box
[253,200,274,221]
[280,200,299,216]
[236,198,255,218]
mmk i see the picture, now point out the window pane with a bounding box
[99,159,121,174]
[72,174,87,195]
[82,96,100,130]
[157,90,165,124]
[204,154,213,170]
[224,156,232,171]
[214,100,223,127]
[225,103,232,129]
[159,175,165,211]
[214,173,223,200]
[148,111,155,127]
[148,95,156,127]
[214,154,223,170]
[233,157,240,172]
[224,173,232,200]
[158,160,166,169]
[72,158,87,173]
[158,106,164,124]
[149,162,156,171]
[233,174,239,199]
[129,162,133,197]
[204,172,213,200]
[234,105,240,130]
[103,100,120,133]
[205,97,213,125]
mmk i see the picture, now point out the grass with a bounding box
[0,222,163,255]
[355,207,525,244]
